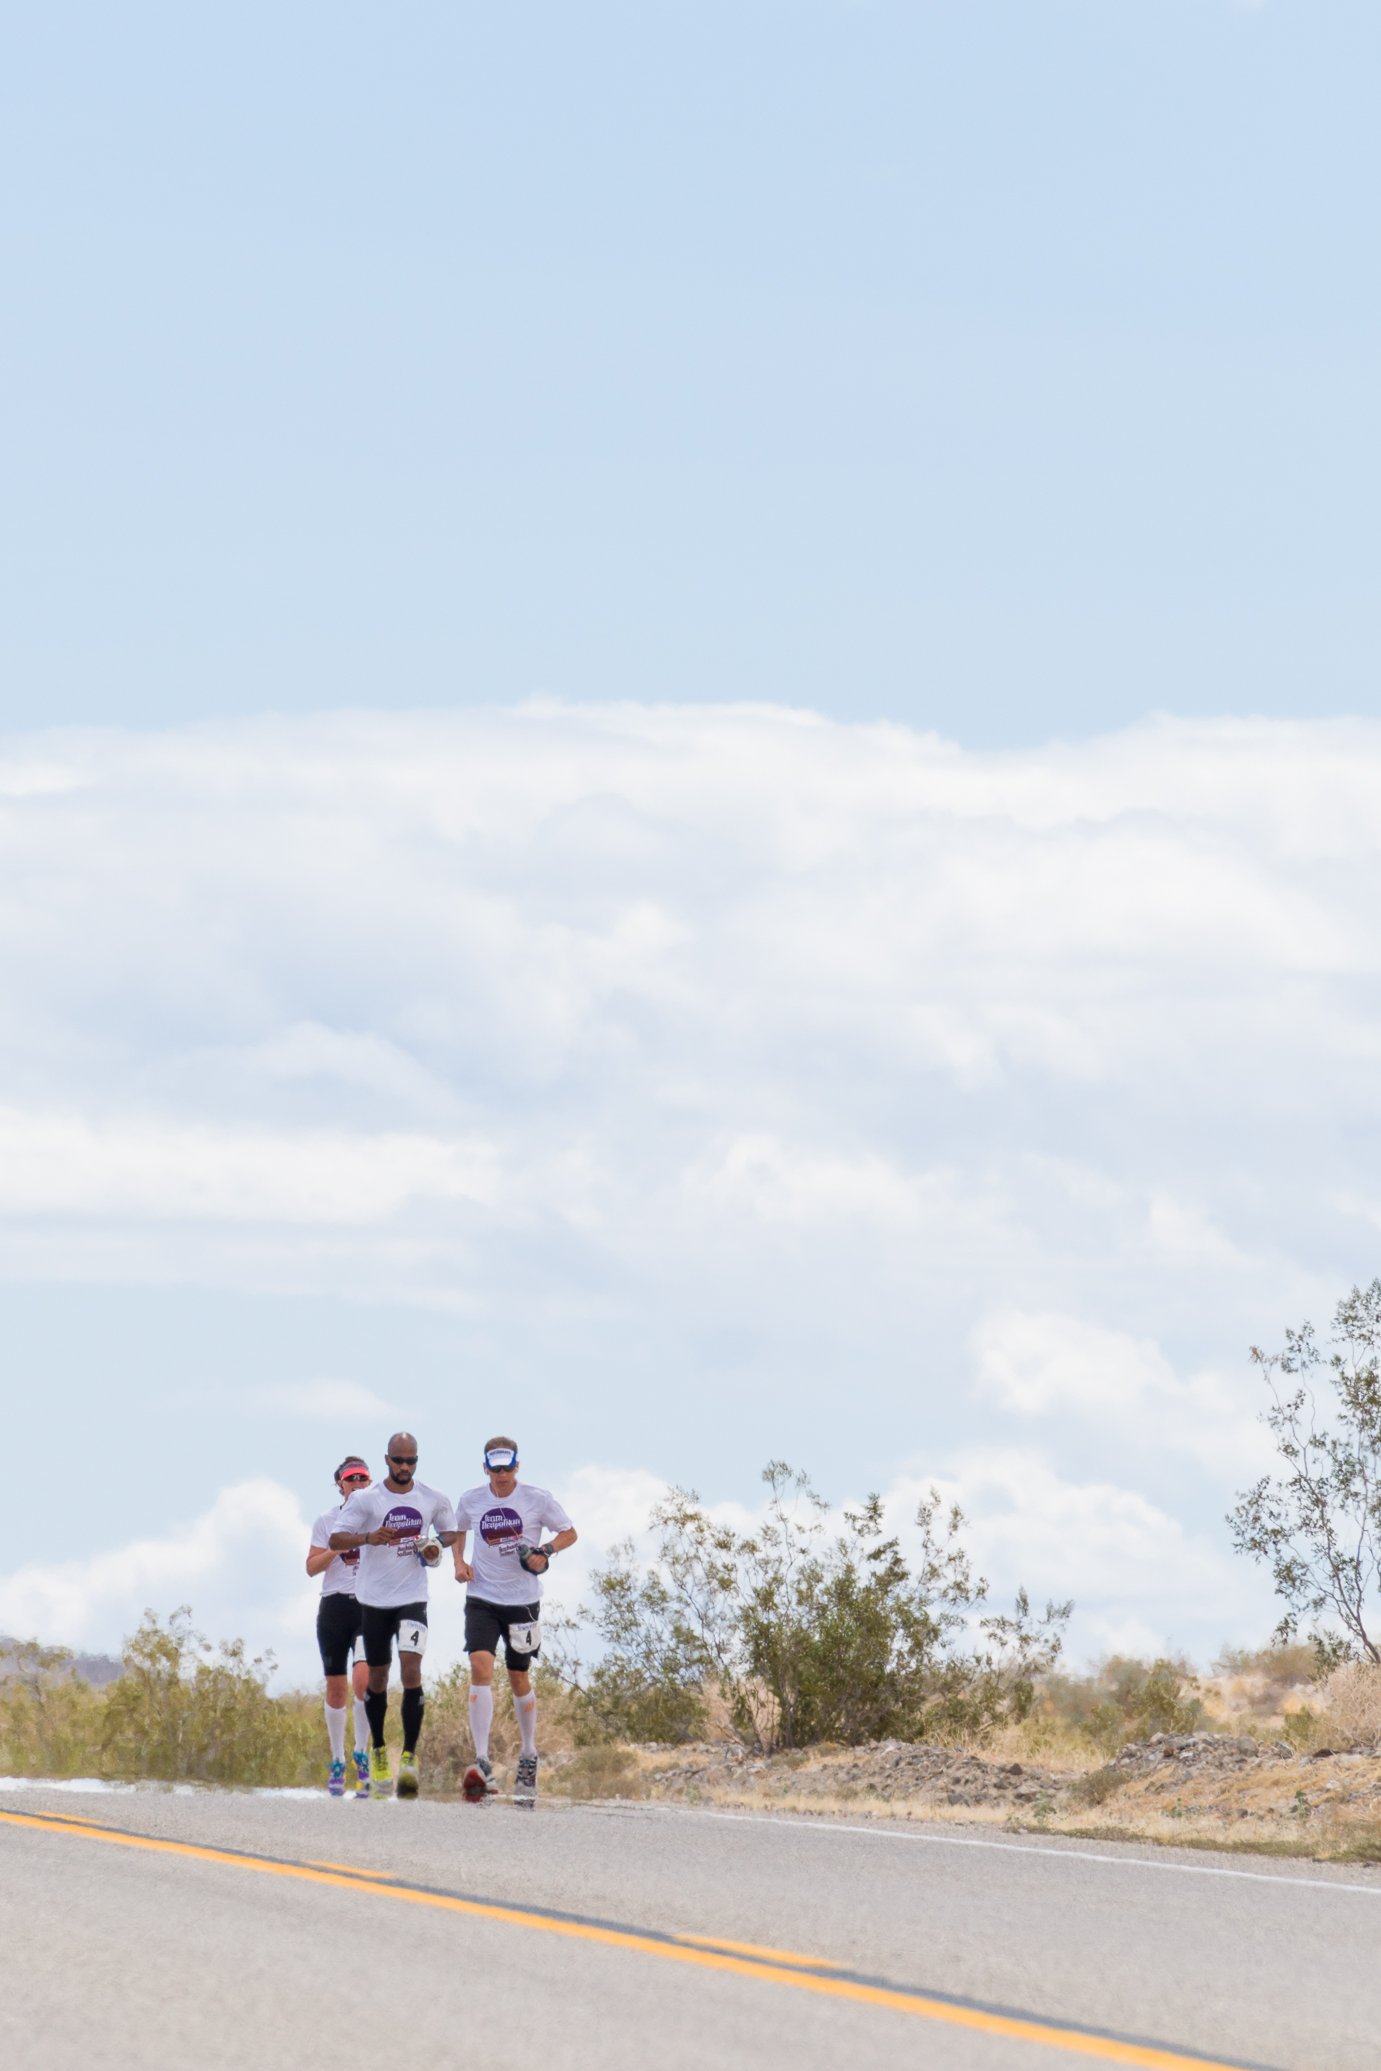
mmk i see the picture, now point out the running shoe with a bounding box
[352,1748,370,1796]
[514,1754,538,1804]
[369,1745,393,1798]
[327,1758,347,1797]
[397,1751,419,1799]
[462,1756,497,1803]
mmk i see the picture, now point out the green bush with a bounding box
[1068,1764,1126,1807]
[570,1463,1071,1752]
[0,1642,106,1776]
[556,1745,645,1799]
[100,1608,319,1785]
[0,1610,321,1787]
[1041,1654,1208,1752]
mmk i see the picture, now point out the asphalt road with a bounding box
[0,1779,1375,2071]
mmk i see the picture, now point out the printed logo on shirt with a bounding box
[339,1547,360,1568]
[479,1505,524,1554]
[384,1504,424,1554]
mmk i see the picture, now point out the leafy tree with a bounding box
[1229,1281,1381,1666]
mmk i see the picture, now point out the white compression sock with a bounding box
[513,1689,537,1757]
[353,1695,369,1753]
[469,1684,493,1760]
[324,1702,347,1762]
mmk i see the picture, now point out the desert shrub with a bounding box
[101,1608,318,1785]
[1319,1662,1381,1747]
[1068,1764,1125,1807]
[1281,1704,1327,1750]
[556,1744,645,1800]
[1130,1658,1210,1738]
[568,1550,710,1745]
[573,1464,1070,1752]
[1041,1655,1208,1752]
[0,1642,106,1776]
[1205,1641,1320,1732]
[1212,1641,1319,1687]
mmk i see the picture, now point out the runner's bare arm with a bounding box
[306,1544,336,1576]
[452,1531,473,1583]
[330,1527,401,1548]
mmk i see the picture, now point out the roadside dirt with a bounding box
[551,1731,1381,1857]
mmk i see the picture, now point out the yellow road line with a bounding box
[676,1930,845,1970]
[308,1864,844,1968]
[0,1808,1263,2071]
[308,1858,406,1881]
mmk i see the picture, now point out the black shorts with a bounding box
[360,1600,428,1669]
[464,1597,542,1671]
[316,1593,365,1678]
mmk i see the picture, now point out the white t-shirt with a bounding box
[453,1481,573,1606]
[334,1479,457,1609]
[311,1504,363,1599]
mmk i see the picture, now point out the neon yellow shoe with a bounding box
[369,1745,393,1798]
[397,1751,419,1799]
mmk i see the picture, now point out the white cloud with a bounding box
[881,1453,1276,1664]
[973,1310,1170,1417]
[969,1309,1268,1475]
[1145,1192,1253,1268]
[0,1480,314,1667]
[687,1134,922,1228]
[0,704,1377,1653]
[0,1107,501,1224]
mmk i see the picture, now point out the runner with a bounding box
[306,1456,374,1797]
[330,1432,456,1799]
[452,1436,577,1803]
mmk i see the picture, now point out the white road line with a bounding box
[628,1801,1381,1897]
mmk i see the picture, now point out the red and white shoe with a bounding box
[462,1757,497,1803]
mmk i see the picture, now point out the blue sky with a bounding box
[2,1,1378,743]
[0,5,1378,1682]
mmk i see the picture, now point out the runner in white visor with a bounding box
[452,1437,576,1803]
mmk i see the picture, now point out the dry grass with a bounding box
[960,1716,1106,1771]
[1317,1663,1381,1747]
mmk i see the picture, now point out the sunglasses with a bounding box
[388,1454,418,1466]
[340,1472,370,1484]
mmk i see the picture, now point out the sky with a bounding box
[2,2,1379,743]
[0,3,1378,1687]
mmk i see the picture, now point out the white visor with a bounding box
[484,1447,518,1470]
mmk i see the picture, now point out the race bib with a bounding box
[397,1618,428,1657]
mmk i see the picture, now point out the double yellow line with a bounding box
[0,1806,1266,2070]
